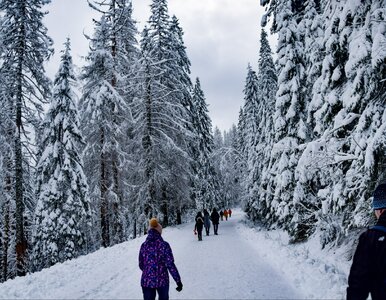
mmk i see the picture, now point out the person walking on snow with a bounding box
[223,209,229,221]
[228,209,232,218]
[211,208,220,235]
[194,212,204,241]
[139,218,183,300]
[220,209,224,221]
[203,209,211,236]
[347,183,386,300]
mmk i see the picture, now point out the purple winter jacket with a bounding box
[139,228,181,288]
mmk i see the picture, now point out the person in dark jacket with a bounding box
[219,209,224,221]
[139,218,183,300]
[347,183,386,300]
[211,208,220,235]
[203,209,211,236]
[194,212,204,241]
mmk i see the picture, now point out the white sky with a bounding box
[44,0,272,132]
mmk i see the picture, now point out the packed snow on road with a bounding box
[0,210,349,299]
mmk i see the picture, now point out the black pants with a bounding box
[213,224,218,235]
[142,286,169,300]
[205,225,210,235]
[197,230,203,241]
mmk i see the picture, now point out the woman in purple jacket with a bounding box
[139,218,183,300]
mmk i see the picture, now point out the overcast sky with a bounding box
[44,0,271,132]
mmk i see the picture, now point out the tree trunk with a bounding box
[161,186,168,227]
[112,159,123,244]
[100,128,110,248]
[176,209,182,225]
[133,219,137,239]
[2,201,10,281]
[15,47,27,278]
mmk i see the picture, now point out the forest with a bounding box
[0,0,385,286]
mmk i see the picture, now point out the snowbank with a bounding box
[237,220,351,299]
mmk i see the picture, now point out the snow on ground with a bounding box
[0,210,351,299]
[236,221,351,299]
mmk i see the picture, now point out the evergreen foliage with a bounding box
[191,78,217,209]
[33,40,91,270]
[245,0,386,246]
[0,0,53,277]
[132,0,195,232]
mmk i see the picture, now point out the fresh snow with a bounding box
[0,210,349,299]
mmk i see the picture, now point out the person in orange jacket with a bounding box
[223,209,228,221]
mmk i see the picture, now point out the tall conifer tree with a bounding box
[133,0,194,231]
[0,0,53,276]
[33,40,91,270]
[191,78,217,209]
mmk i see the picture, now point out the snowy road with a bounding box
[0,210,302,299]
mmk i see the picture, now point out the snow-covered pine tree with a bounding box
[33,40,91,271]
[241,64,260,209]
[260,0,309,241]
[314,0,386,245]
[236,107,246,158]
[211,127,226,208]
[85,0,139,246]
[0,80,15,282]
[221,125,244,208]
[0,0,53,276]
[286,1,327,243]
[245,29,278,223]
[80,15,131,248]
[168,14,196,222]
[132,0,193,231]
[213,126,224,151]
[191,78,217,209]
[258,0,386,247]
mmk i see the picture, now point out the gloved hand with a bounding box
[176,282,183,292]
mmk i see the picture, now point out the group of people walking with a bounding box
[220,208,232,221]
[194,208,232,241]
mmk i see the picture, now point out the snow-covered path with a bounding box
[0,210,302,299]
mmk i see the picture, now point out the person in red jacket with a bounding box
[228,209,232,218]
[223,209,228,221]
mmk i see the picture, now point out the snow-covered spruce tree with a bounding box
[312,0,386,246]
[132,0,193,232]
[213,126,224,151]
[191,78,218,209]
[241,64,261,213]
[168,14,196,222]
[259,0,386,246]
[0,83,15,282]
[260,0,309,241]
[242,65,260,175]
[220,125,244,208]
[0,0,53,276]
[85,0,139,246]
[80,15,131,248]
[33,40,91,271]
[288,1,328,243]
[236,107,246,158]
[245,29,278,223]
[211,127,226,208]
